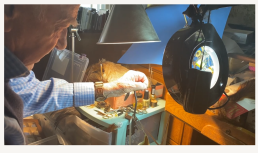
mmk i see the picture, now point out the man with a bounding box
[4,5,148,145]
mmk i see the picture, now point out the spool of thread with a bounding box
[150,99,157,107]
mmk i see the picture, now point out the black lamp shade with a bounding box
[97,5,161,44]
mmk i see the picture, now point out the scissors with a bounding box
[95,110,113,119]
[109,109,124,117]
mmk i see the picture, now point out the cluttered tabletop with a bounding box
[77,98,166,127]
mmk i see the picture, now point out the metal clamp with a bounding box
[71,28,81,41]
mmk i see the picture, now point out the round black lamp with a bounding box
[162,5,229,114]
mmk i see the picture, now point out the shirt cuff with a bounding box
[73,82,95,107]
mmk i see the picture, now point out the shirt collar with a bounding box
[5,47,30,81]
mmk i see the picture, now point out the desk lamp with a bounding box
[162,5,231,114]
[97,5,161,44]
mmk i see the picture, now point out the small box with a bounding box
[42,48,89,82]
[105,92,136,109]
[147,79,164,98]
[106,79,164,109]
[224,28,254,44]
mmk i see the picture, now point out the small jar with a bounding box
[150,99,158,108]
[143,90,150,108]
[150,85,157,100]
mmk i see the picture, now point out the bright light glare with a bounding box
[192,46,220,89]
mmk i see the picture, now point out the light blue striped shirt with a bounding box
[9,71,95,117]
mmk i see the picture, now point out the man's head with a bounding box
[4,5,80,69]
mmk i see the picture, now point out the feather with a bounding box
[83,58,129,83]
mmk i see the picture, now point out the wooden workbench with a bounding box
[127,64,255,145]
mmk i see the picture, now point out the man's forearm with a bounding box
[9,71,95,117]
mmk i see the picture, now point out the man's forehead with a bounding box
[45,5,79,25]
[48,5,79,19]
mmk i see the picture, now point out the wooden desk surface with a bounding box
[128,64,255,145]
[165,92,255,145]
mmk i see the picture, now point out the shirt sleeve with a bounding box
[9,71,95,118]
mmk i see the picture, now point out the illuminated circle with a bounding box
[192,46,220,89]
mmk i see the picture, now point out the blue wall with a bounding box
[118,5,231,65]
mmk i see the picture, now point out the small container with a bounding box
[150,99,158,108]
[150,85,157,100]
[133,92,143,109]
[143,90,150,108]
[42,48,89,83]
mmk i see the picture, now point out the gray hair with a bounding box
[31,5,47,21]
[31,5,79,27]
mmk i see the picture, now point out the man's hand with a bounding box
[103,70,148,98]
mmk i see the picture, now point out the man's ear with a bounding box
[4,5,15,32]
[55,28,68,50]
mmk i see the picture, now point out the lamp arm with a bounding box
[183,5,235,26]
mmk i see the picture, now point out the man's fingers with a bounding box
[123,82,148,93]
[136,71,149,87]
[125,70,149,86]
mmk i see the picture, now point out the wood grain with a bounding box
[165,92,255,145]
[161,111,171,145]
[167,138,179,145]
[201,125,245,145]
[168,116,184,144]
[129,64,255,145]
[181,123,193,145]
